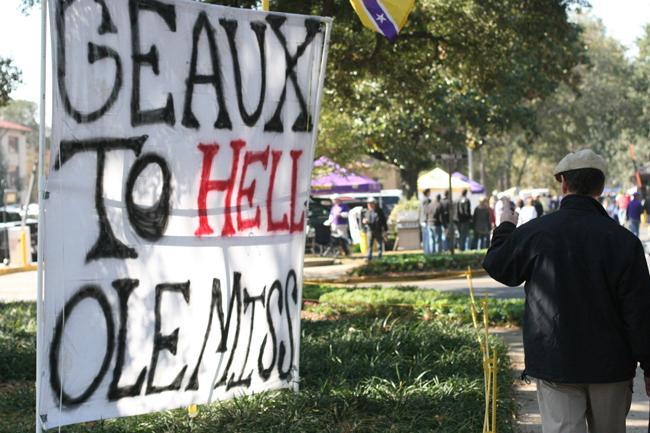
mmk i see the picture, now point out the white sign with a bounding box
[38,0,330,428]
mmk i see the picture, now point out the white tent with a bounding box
[418,168,481,210]
[417,167,471,193]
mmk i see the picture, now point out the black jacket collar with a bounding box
[560,194,608,217]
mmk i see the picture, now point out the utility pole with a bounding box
[629,144,645,199]
[468,147,474,181]
[447,155,455,255]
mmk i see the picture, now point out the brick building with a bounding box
[0,120,32,204]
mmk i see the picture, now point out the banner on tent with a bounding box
[39,0,330,428]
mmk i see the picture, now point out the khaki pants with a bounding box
[536,379,633,433]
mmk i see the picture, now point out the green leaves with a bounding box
[200,0,585,194]
[353,251,486,276]
[305,285,525,327]
[0,302,36,382]
[487,16,650,190]
[0,58,21,108]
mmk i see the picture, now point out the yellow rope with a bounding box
[466,266,498,433]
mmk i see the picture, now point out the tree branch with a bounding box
[398,32,448,43]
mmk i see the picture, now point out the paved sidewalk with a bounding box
[303,259,361,281]
[0,270,36,301]
[495,328,649,433]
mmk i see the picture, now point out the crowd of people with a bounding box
[602,192,650,237]
[419,187,650,254]
[318,183,649,261]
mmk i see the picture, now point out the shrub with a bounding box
[352,251,486,276]
[0,302,36,382]
[308,286,524,326]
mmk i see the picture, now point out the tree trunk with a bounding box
[400,167,419,199]
[479,147,486,191]
[321,0,334,16]
[514,153,530,187]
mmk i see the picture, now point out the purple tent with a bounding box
[452,172,485,194]
[311,156,382,195]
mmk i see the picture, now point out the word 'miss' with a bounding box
[55,0,323,132]
[49,270,299,407]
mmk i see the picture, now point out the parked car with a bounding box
[314,190,402,220]
[305,196,332,255]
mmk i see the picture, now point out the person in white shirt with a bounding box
[494,197,503,226]
[517,197,538,227]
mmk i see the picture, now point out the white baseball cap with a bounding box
[553,149,608,178]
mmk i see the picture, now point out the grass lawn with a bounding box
[1,286,519,433]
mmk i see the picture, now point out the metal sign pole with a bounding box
[35,0,48,431]
[447,157,454,255]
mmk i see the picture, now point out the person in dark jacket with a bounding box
[435,192,452,251]
[362,197,388,260]
[472,197,492,249]
[626,192,644,237]
[431,194,444,253]
[456,189,472,251]
[483,149,650,433]
[533,195,544,218]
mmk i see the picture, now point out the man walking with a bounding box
[483,149,650,433]
[362,197,388,261]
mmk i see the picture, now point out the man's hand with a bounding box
[499,198,519,226]
[645,375,650,397]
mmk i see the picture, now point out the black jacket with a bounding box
[484,195,650,383]
[363,207,387,234]
[456,197,472,223]
[435,199,451,226]
[473,206,492,235]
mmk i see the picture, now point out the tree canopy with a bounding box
[482,15,650,192]
[201,0,588,195]
[17,0,594,194]
[0,58,21,108]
